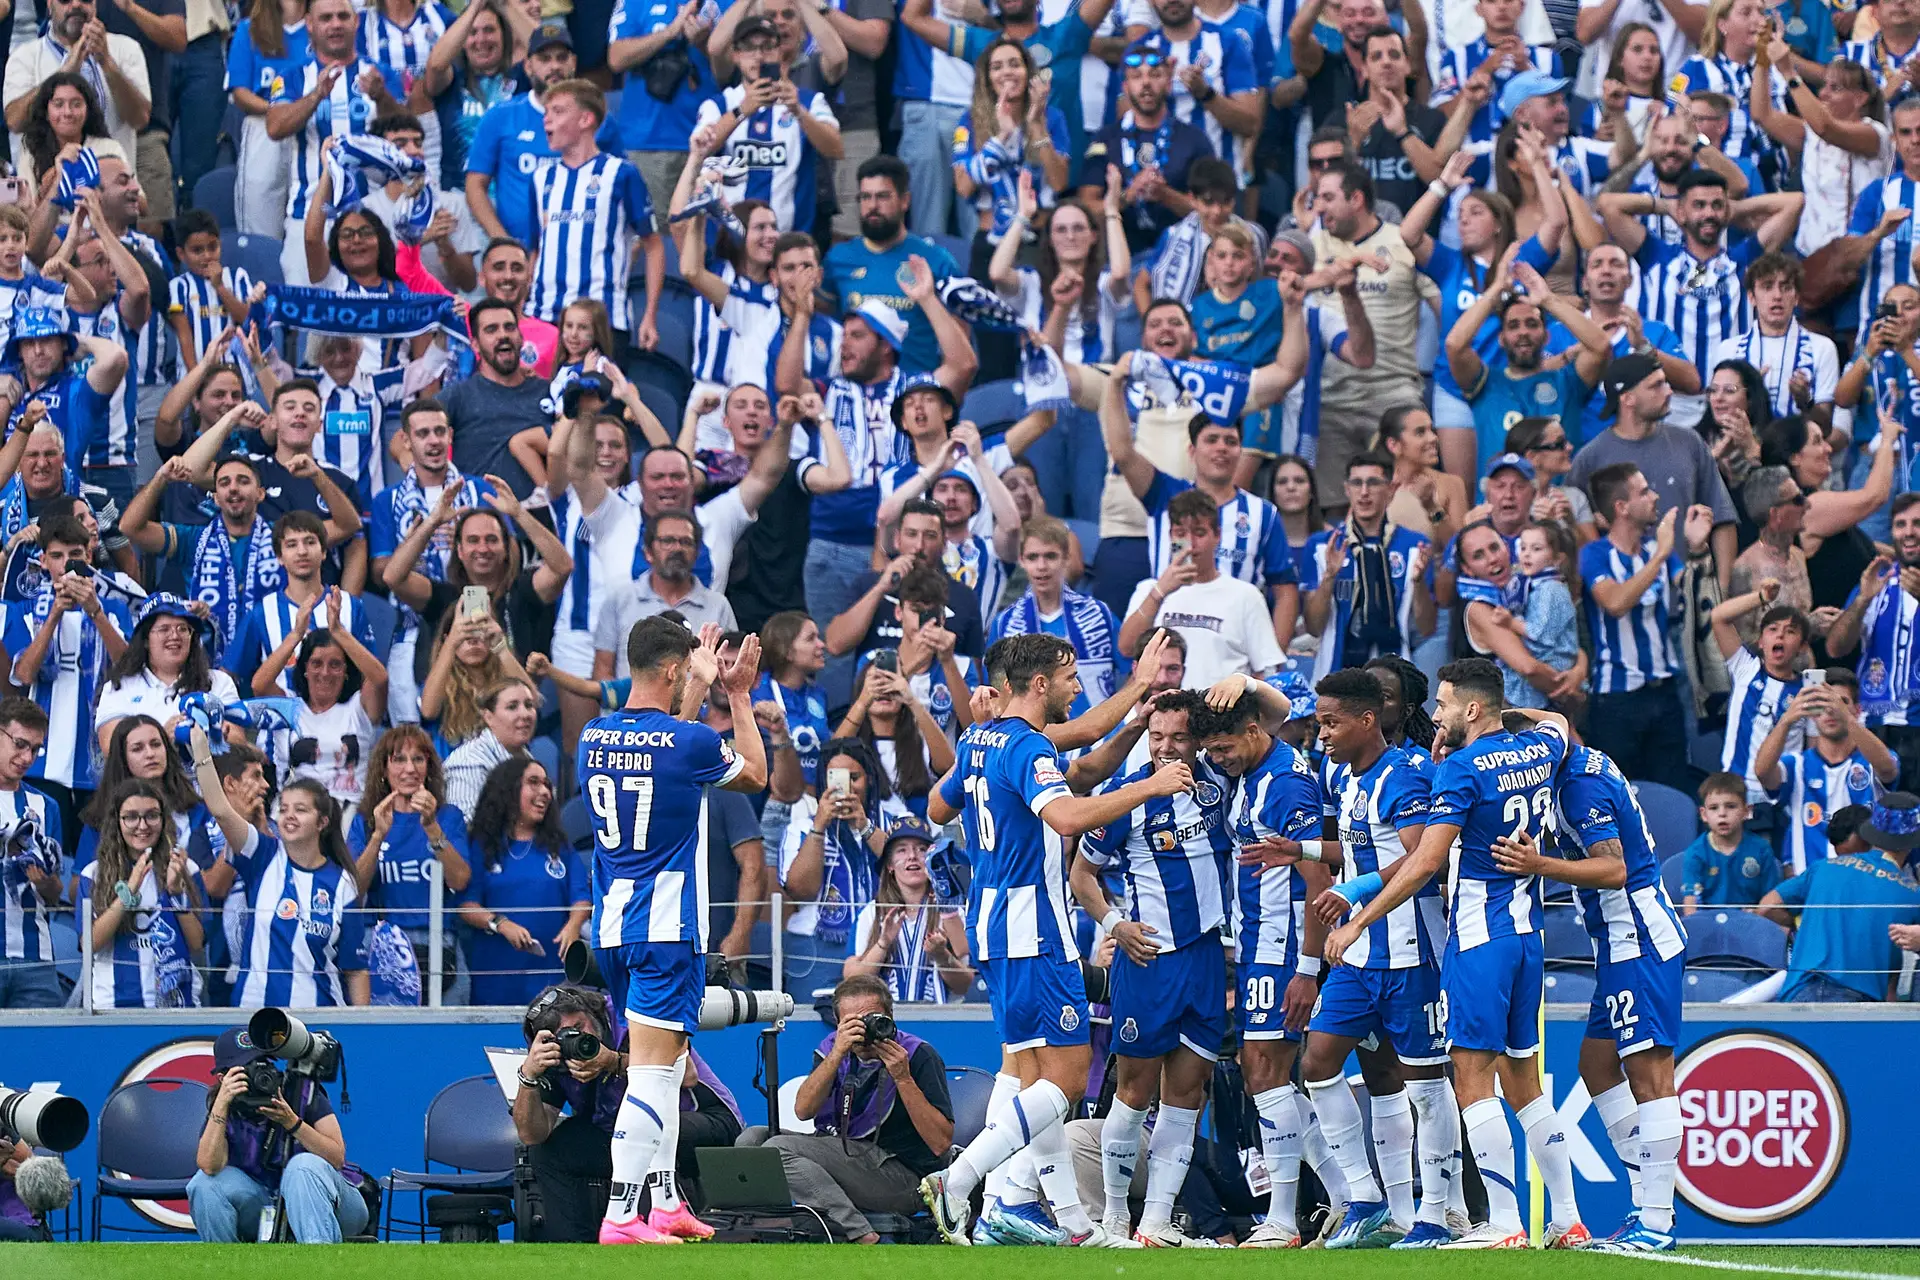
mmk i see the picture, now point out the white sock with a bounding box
[605,1064,678,1224]
[951,1080,1069,1199]
[1099,1099,1149,1223]
[1637,1095,1683,1234]
[1591,1081,1644,1206]
[1252,1085,1304,1233]
[1371,1088,1416,1226]
[1307,1075,1383,1203]
[642,1052,687,1212]
[1463,1097,1521,1233]
[1000,1149,1040,1207]
[1031,1114,1093,1235]
[1302,1103,1350,1205]
[982,1072,1022,1203]
[1405,1076,1461,1227]
[1516,1094,1580,1230]
[1137,1105,1198,1234]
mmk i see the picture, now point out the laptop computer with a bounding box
[696,1147,795,1209]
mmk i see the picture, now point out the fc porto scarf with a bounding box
[53,148,100,210]
[262,284,464,342]
[1858,573,1920,717]
[1127,350,1252,425]
[936,276,1072,414]
[192,513,284,656]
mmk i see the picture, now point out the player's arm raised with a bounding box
[1049,628,1176,751]
[1039,758,1194,836]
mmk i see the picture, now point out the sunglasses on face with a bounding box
[1530,437,1570,452]
[1308,154,1343,170]
[1124,51,1166,67]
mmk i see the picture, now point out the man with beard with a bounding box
[1079,39,1217,256]
[1460,72,1613,198]
[1601,110,1753,249]
[448,298,552,498]
[1289,0,1399,130]
[1755,669,1899,871]
[472,239,557,379]
[1816,97,1920,343]
[1127,0,1261,181]
[1726,465,1817,648]
[1595,169,1802,429]
[464,23,623,246]
[820,156,961,377]
[1447,259,1609,480]
[1825,494,1920,790]
[1711,253,1838,429]
[593,512,739,681]
[1566,244,1696,446]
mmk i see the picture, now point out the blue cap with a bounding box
[1268,670,1318,721]
[1485,452,1536,482]
[884,815,939,851]
[213,1027,272,1072]
[1125,32,1170,59]
[931,469,981,506]
[6,305,76,363]
[136,592,218,649]
[853,299,908,353]
[1863,793,1920,852]
[890,370,958,426]
[1498,69,1570,119]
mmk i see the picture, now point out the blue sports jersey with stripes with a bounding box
[1771,746,1884,873]
[1676,53,1785,176]
[1140,470,1297,590]
[3,594,134,791]
[1430,38,1561,143]
[1848,170,1920,343]
[1081,759,1233,951]
[229,829,372,1008]
[305,362,405,506]
[275,58,405,220]
[68,297,138,469]
[527,152,655,331]
[168,267,254,367]
[1324,745,1441,969]
[1556,743,1688,965]
[691,261,780,387]
[230,590,377,697]
[462,93,627,247]
[579,709,746,951]
[1163,21,1258,178]
[694,85,839,234]
[0,785,63,966]
[550,488,647,655]
[1721,646,1806,802]
[1632,236,1763,414]
[939,717,1079,963]
[1426,721,1567,950]
[1579,534,1681,694]
[78,860,204,1009]
[1231,737,1321,967]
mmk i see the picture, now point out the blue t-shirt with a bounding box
[1678,831,1782,906]
[1776,852,1920,999]
[224,19,313,101]
[821,235,960,375]
[1425,235,1555,401]
[1462,352,1595,480]
[10,371,110,478]
[1191,279,1284,366]
[346,805,471,931]
[611,0,719,149]
[461,839,590,1005]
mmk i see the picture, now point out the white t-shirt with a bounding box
[1574,0,1694,99]
[95,668,243,740]
[1795,121,1893,259]
[696,486,757,589]
[281,691,377,808]
[1125,574,1283,690]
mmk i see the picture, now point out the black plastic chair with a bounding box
[91,1078,211,1240]
[381,1075,517,1241]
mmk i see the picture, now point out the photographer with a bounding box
[513,984,742,1242]
[777,975,953,1244]
[188,1028,367,1243]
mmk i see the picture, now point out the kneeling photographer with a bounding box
[514,985,743,1242]
[776,975,953,1243]
[190,1027,369,1242]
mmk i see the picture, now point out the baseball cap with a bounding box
[1485,452,1536,483]
[852,300,908,353]
[527,21,573,54]
[1124,33,1170,62]
[883,815,939,852]
[1270,227,1316,271]
[734,14,781,46]
[1498,68,1570,119]
[1600,351,1661,417]
[930,469,981,506]
[213,1027,273,1072]
[889,370,958,426]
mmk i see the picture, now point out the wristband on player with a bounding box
[1297,839,1325,862]
[1333,870,1386,909]
[1296,956,1323,977]
[1101,908,1123,932]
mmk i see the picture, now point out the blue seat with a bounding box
[193,165,237,229]
[561,795,592,852]
[947,1065,998,1148]
[1544,968,1595,1006]
[1661,852,1688,900]
[49,919,79,986]
[1543,904,1589,965]
[1685,909,1789,973]
[381,1075,518,1241]
[91,1078,211,1240]
[1688,732,1725,776]
[1064,517,1101,567]
[357,592,397,671]
[1631,780,1700,857]
[528,734,569,803]
[221,231,283,287]
[1683,968,1757,1002]
[960,377,1025,433]
[928,233,970,271]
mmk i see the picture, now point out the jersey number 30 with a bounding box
[587,774,655,850]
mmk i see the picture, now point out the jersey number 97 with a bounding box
[588,774,656,849]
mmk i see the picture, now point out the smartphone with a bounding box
[918,606,942,627]
[0,178,23,207]
[1170,536,1189,563]
[827,766,852,796]
[460,585,489,622]
[1877,302,1901,324]
[871,648,899,674]
[1803,669,1827,688]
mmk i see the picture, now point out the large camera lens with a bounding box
[0,1087,89,1152]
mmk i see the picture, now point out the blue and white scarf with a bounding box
[394,466,482,587]
[668,161,749,239]
[0,466,78,542]
[192,512,283,657]
[1127,350,1252,425]
[326,134,429,228]
[1454,574,1517,609]
[997,588,1118,699]
[935,276,1071,414]
[261,284,464,341]
[1857,572,1920,717]
[1148,212,1209,304]
[53,148,100,210]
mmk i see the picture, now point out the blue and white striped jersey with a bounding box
[989,589,1123,721]
[68,297,138,468]
[122,229,175,388]
[1082,759,1234,951]
[812,370,908,545]
[1771,746,1884,873]
[1163,21,1259,179]
[940,717,1079,962]
[1324,745,1441,969]
[693,86,840,233]
[939,532,1007,620]
[692,262,780,386]
[527,153,655,331]
[1429,37,1561,143]
[229,589,377,697]
[1675,54,1786,172]
[78,859,204,1009]
[1230,738,1321,967]
[1848,171,1920,343]
[1843,35,1920,102]
[2,596,135,790]
[0,274,66,352]
[1427,721,1567,950]
[229,829,372,1008]
[274,58,404,221]
[1299,523,1430,681]
[551,486,645,653]
[1556,744,1688,965]
[359,0,451,80]
[168,267,254,367]
[304,362,404,505]
[579,709,746,949]
[1277,295,1349,466]
[1141,469,1298,590]
[1579,534,1681,694]
[0,785,62,965]
[1632,236,1763,426]
[1721,646,1807,803]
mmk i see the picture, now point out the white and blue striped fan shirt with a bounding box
[1721,646,1807,803]
[1081,759,1234,951]
[527,152,655,331]
[68,297,138,468]
[551,486,644,655]
[1772,748,1884,872]
[1580,535,1680,694]
[230,829,371,1009]
[692,262,781,386]
[1848,171,1920,344]
[233,589,376,696]
[306,363,405,506]
[1632,237,1764,427]
[0,786,61,965]
[1140,470,1296,589]
[277,58,399,220]
[169,266,254,367]
[692,86,839,233]
[124,229,175,388]
[78,859,204,1009]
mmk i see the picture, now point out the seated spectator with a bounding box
[442,677,539,814]
[834,656,956,812]
[79,779,206,1008]
[780,738,899,997]
[1760,798,1920,1001]
[1755,671,1899,872]
[460,756,588,1005]
[349,725,472,1002]
[1681,771,1781,913]
[779,974,955,1243]
[846,816,973,1003]
[93,593,241,754]
[189,1027,367,1242]
[18,73,125,190]
[1710,578,1813,797]
[1299,452,1433,680]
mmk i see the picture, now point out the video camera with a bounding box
[0,1086,89,1152]
[235,1009,345,1117]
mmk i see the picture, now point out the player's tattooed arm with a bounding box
[1491,830,1626,888]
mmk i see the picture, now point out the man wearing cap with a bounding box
[1570,353,1739,589]
[464,23,624,245]
[6,307,128,486]
[820,155,962,378]
[608,2,720,223]
[1460,71,1613,197]
[1759,797,1920,1001]
[1079,39,1217,256]
[189,1025,366,1242]
[690,15,843,235]
[1447,257,1609,479]
[1429,0,1563,145]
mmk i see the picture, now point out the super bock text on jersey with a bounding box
[1231,739,1321,1042]
[576,709,745,1031]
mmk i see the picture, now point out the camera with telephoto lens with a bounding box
[859,1012,896,1044]
[239,1009,343,1117]
[0,1085,89,1152]
[562,940,797,1030]
[555,1027,601,1062]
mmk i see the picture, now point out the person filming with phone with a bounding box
[779,738,903,998]
[1120,489,1284,689]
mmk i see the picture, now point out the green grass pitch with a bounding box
[15,1245,1920,1280]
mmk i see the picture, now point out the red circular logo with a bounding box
[1675,1030,1848,1225]
[110,1037,221,1231]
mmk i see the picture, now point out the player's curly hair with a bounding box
[1365,654,1435,751]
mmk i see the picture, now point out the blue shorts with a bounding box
[1238,960,1305,1043]
[979,955,1091,1052]
[1111,932,1227,1061]
[1309,961,1450,1065]
[1586,949,1685,1056]
[597,941,702,1034]
[1440,932,1543,1057]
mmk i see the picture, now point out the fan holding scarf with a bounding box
[1826,493,1920,791]
[1300,452,1436,682]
